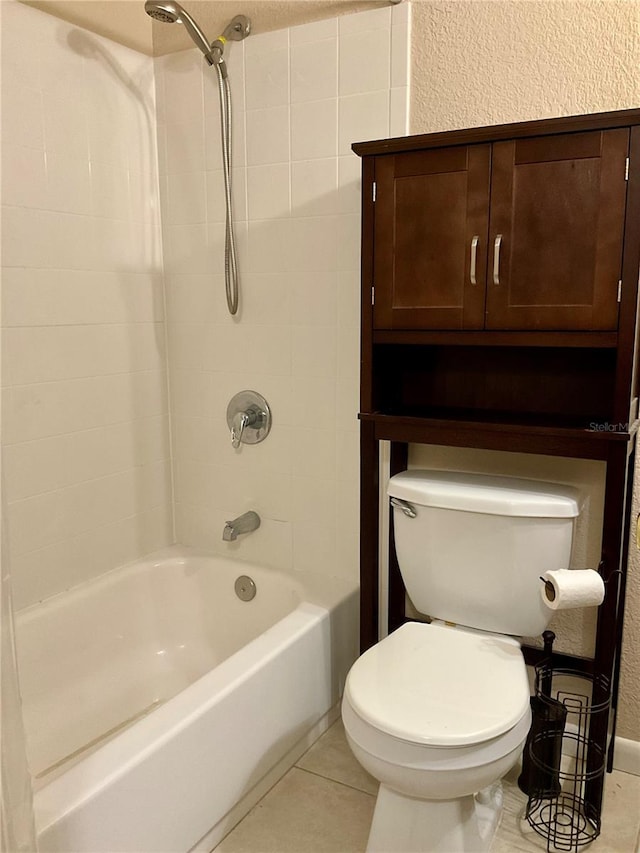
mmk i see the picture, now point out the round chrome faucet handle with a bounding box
[230,411,250,448]
[226,391,271,448]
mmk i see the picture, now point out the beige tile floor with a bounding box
[214,720,640,853]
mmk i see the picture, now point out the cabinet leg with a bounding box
[388,442,408,634]
[584,443,634,817]
[360,421,379,652]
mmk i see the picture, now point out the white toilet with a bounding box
[342,470,580,853]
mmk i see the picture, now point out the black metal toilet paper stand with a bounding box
[524,665,612,852]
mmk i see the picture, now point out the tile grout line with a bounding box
[292,764,378,799]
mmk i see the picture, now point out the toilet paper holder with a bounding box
[540,575,559,603]
[525,665,612,852]
[538,564,621,605]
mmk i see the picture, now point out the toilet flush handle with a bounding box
[390,497,417,518]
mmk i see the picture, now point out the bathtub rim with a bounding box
[15,544,356,623]
[30,547,358,836]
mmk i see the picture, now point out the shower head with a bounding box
[144,1,179,23]
[145,1,251,67]
[145,0,216,63]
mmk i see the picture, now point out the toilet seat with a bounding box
[342,692,532,773]
[344,621,531,748]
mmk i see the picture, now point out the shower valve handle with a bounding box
[226,391,272,449]
[230,410,255,448]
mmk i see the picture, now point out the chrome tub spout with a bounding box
[223,511,261,541]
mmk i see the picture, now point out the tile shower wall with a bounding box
[1,1,173,609]
[157,5,410,577]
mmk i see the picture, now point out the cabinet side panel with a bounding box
[614,126,640,424]
[361,156,376,412]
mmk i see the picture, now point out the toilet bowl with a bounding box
[342,621,532,852]
[343,470,580,852]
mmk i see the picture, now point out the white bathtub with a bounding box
[14,547,359,852]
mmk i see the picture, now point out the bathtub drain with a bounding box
[235,575,256,601]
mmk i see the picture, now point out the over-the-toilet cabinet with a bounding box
[373,128,629,331]
[355,109,640,820]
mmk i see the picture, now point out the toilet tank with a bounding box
[387,470,581,637]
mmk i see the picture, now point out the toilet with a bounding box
[342,470,580,853]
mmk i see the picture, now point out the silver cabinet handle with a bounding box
[470,236,479,285]
[493,234,502,285]
[390,497,416,518]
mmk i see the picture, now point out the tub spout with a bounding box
[223,511,261,541]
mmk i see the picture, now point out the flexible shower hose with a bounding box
[215,65,239,316]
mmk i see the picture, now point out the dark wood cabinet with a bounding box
[372,127,629,332]
[355,108,640,825]
[374,144,490,330]
[486,129,628,331]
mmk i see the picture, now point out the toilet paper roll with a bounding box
[540,569,605,611]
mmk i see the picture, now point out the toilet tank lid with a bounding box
[387,470,581,518]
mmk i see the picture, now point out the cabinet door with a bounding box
[373,145,491,330]
[486,129,629,330]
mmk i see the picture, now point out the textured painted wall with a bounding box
[410,0,640,134]
[408,0,640,742]
[621,460,640,742]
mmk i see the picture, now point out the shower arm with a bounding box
[207,16,252,66]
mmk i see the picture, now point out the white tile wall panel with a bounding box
[1,271,165,327]
[290,270,338,326]
[162,5,410,584]
[1,82,45,149]
[10,505,173,611]
[291,39,338,104]
[246,105,290,165]
[338,90,390,155]
[165,120,206,173]
[390,86,411,137]
[391,23,411,88]
[291,99,338,161]
[290,17,338,47]
[291,159,339,217]
[1,0,410,609]
[245,46,290,110]
[1,1,173,607]
[3,416,171,502]
[339,27,390,97]
[206,168,247,222]
[247,163,291,220]
[236,272,293,325]
[1,145,48,209]
[339,6,391,35]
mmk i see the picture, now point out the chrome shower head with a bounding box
[144,1,179,23]
[144,0,216,63]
